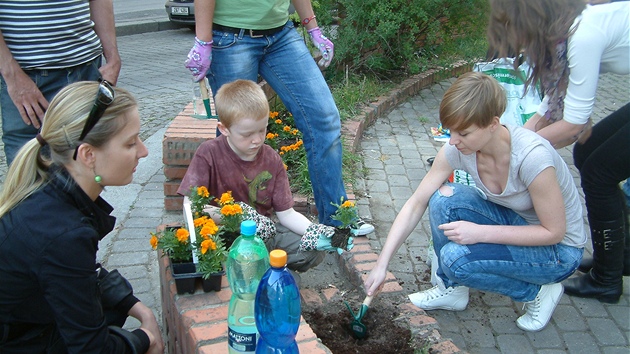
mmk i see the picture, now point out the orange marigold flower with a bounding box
[201,221,218,237]
[221,204,242,216]
[266,132,276,140]
[219,191,234,205]
[269,111,279,119]
[201,239,217,254]
[275,119,282,124]
[341,200,355,208]
[176,228,189,243]
[150,234,158,249]
[194,216,209,227]
[197,186,210,198]
[291,129,299,135]
[283,126,291,132]
[283,163,288,170]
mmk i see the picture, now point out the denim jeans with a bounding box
[428,183,582,302]
[207,21,346,226]
[0,57,101,165]
[573,103,630,225]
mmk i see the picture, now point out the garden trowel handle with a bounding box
[198,80,210,100]
[363,295,374,307]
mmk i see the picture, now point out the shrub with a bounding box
[315,0,489,77]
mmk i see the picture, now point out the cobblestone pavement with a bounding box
[360,72,630,354]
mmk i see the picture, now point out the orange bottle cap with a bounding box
[269,249,287,268]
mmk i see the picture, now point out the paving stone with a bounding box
[587,318,627,346]
[496,334,535,354]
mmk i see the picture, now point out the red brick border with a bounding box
[159,62,474,353]
[158,250,332,354]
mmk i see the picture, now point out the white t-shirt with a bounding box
[444,125,587,248]
[537,2,630,124]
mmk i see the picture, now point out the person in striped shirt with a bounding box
[0,0,121,166]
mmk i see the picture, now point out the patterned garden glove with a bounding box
[237,202,276,242]
[307,27,334,68]
[185,37,213,82]
[299,223,354,255]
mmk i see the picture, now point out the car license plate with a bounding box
[171,6,189,15]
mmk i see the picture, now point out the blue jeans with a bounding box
[428,184,582,302]
[207,21,346,226]
[0,57,101,166]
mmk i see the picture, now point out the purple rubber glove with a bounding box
[185,37,213,82]
[307,27,334,68]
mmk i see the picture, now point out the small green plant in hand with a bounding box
[330,197,359,229]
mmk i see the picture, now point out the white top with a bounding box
[537,2,630,124]
[444,125,587,248]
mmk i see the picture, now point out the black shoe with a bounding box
[563,270,623,304]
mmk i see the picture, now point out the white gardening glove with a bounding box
[237,202,276,242]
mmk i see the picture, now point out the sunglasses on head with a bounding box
[73,80,115,160]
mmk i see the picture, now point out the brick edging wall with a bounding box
[160,61,474,353]
[158,248,333,354]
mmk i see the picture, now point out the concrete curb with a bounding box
[116,20,182,37]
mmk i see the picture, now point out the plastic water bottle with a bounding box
[254,249,301,354]
[227,220,270,353]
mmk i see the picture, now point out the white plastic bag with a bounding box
[474,57,542,126]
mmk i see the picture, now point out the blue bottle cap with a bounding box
[241,220,257,236]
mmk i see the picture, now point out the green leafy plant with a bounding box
[188,185,213,218]
[315,0,488,77]
[265,110,310,195]
[330,197,359,229]
[216,191,244,234]
[192,216,228,279]
[150,226,193,263]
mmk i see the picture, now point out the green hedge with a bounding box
[315,0,489,77]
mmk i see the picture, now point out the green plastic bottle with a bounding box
[226,220,270,353]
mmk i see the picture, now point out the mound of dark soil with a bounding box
[302,296,414,354]
[299,253,419,354]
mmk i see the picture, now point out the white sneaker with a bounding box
[516,283,563,332]
[351,218,375,236]
[408,285,469,311]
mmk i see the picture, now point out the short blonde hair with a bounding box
[439,72,506,131]
[214,79,269,128]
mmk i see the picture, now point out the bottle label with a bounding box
[228,327,257,352]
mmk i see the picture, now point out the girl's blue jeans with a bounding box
[429,183,582,302]
[207,21,346,226]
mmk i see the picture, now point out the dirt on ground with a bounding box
[298,253,419,354]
